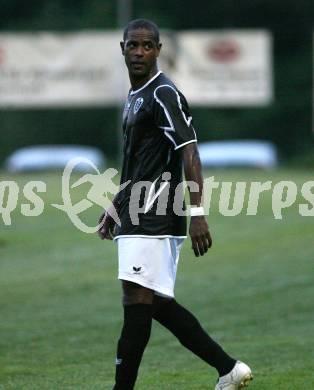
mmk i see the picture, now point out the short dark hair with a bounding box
[123,19,160,44]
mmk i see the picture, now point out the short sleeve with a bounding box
[153,85,197,150]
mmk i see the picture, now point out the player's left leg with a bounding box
[152,295,236,377]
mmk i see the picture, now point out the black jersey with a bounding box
[115,71,197,238]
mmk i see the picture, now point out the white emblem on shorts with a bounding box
[134,97,144,114]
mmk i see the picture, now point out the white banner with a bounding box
[0,32,128,107]
[172,30,273,106]
[0,30,272,107]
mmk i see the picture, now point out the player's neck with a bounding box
[129,66,159,91]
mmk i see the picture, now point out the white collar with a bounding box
[130,71,162,95]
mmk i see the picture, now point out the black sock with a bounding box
[113,304,153,390]
[152,297,236,376]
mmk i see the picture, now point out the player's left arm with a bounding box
[182,143,212,257]
[153,85,212,255]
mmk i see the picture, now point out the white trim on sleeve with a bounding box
[174,139,197,150]
[153,84,197,149]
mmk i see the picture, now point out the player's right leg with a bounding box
[113,281,154,390]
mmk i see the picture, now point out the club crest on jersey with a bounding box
[134,97,144,114]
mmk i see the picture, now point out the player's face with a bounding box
[121,28,161,79]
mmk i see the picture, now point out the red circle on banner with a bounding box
[208,40,240,63]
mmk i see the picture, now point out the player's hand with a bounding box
[98,210,116,240]
[189,216,212,257]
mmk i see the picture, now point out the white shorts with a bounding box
[117,237,185,298]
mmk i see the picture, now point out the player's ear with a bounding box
[156,42,162,57]
[120,41,125,55]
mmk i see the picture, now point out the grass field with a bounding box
[0,168,314,389]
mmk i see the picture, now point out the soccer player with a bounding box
[98,19,253,390]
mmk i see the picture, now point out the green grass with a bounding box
[0,169,314,389]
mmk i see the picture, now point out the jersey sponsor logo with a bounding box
[133,97,144,114]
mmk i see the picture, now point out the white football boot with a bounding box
[214,361,253,389]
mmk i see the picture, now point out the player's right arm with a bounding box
[98,195,120,240]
